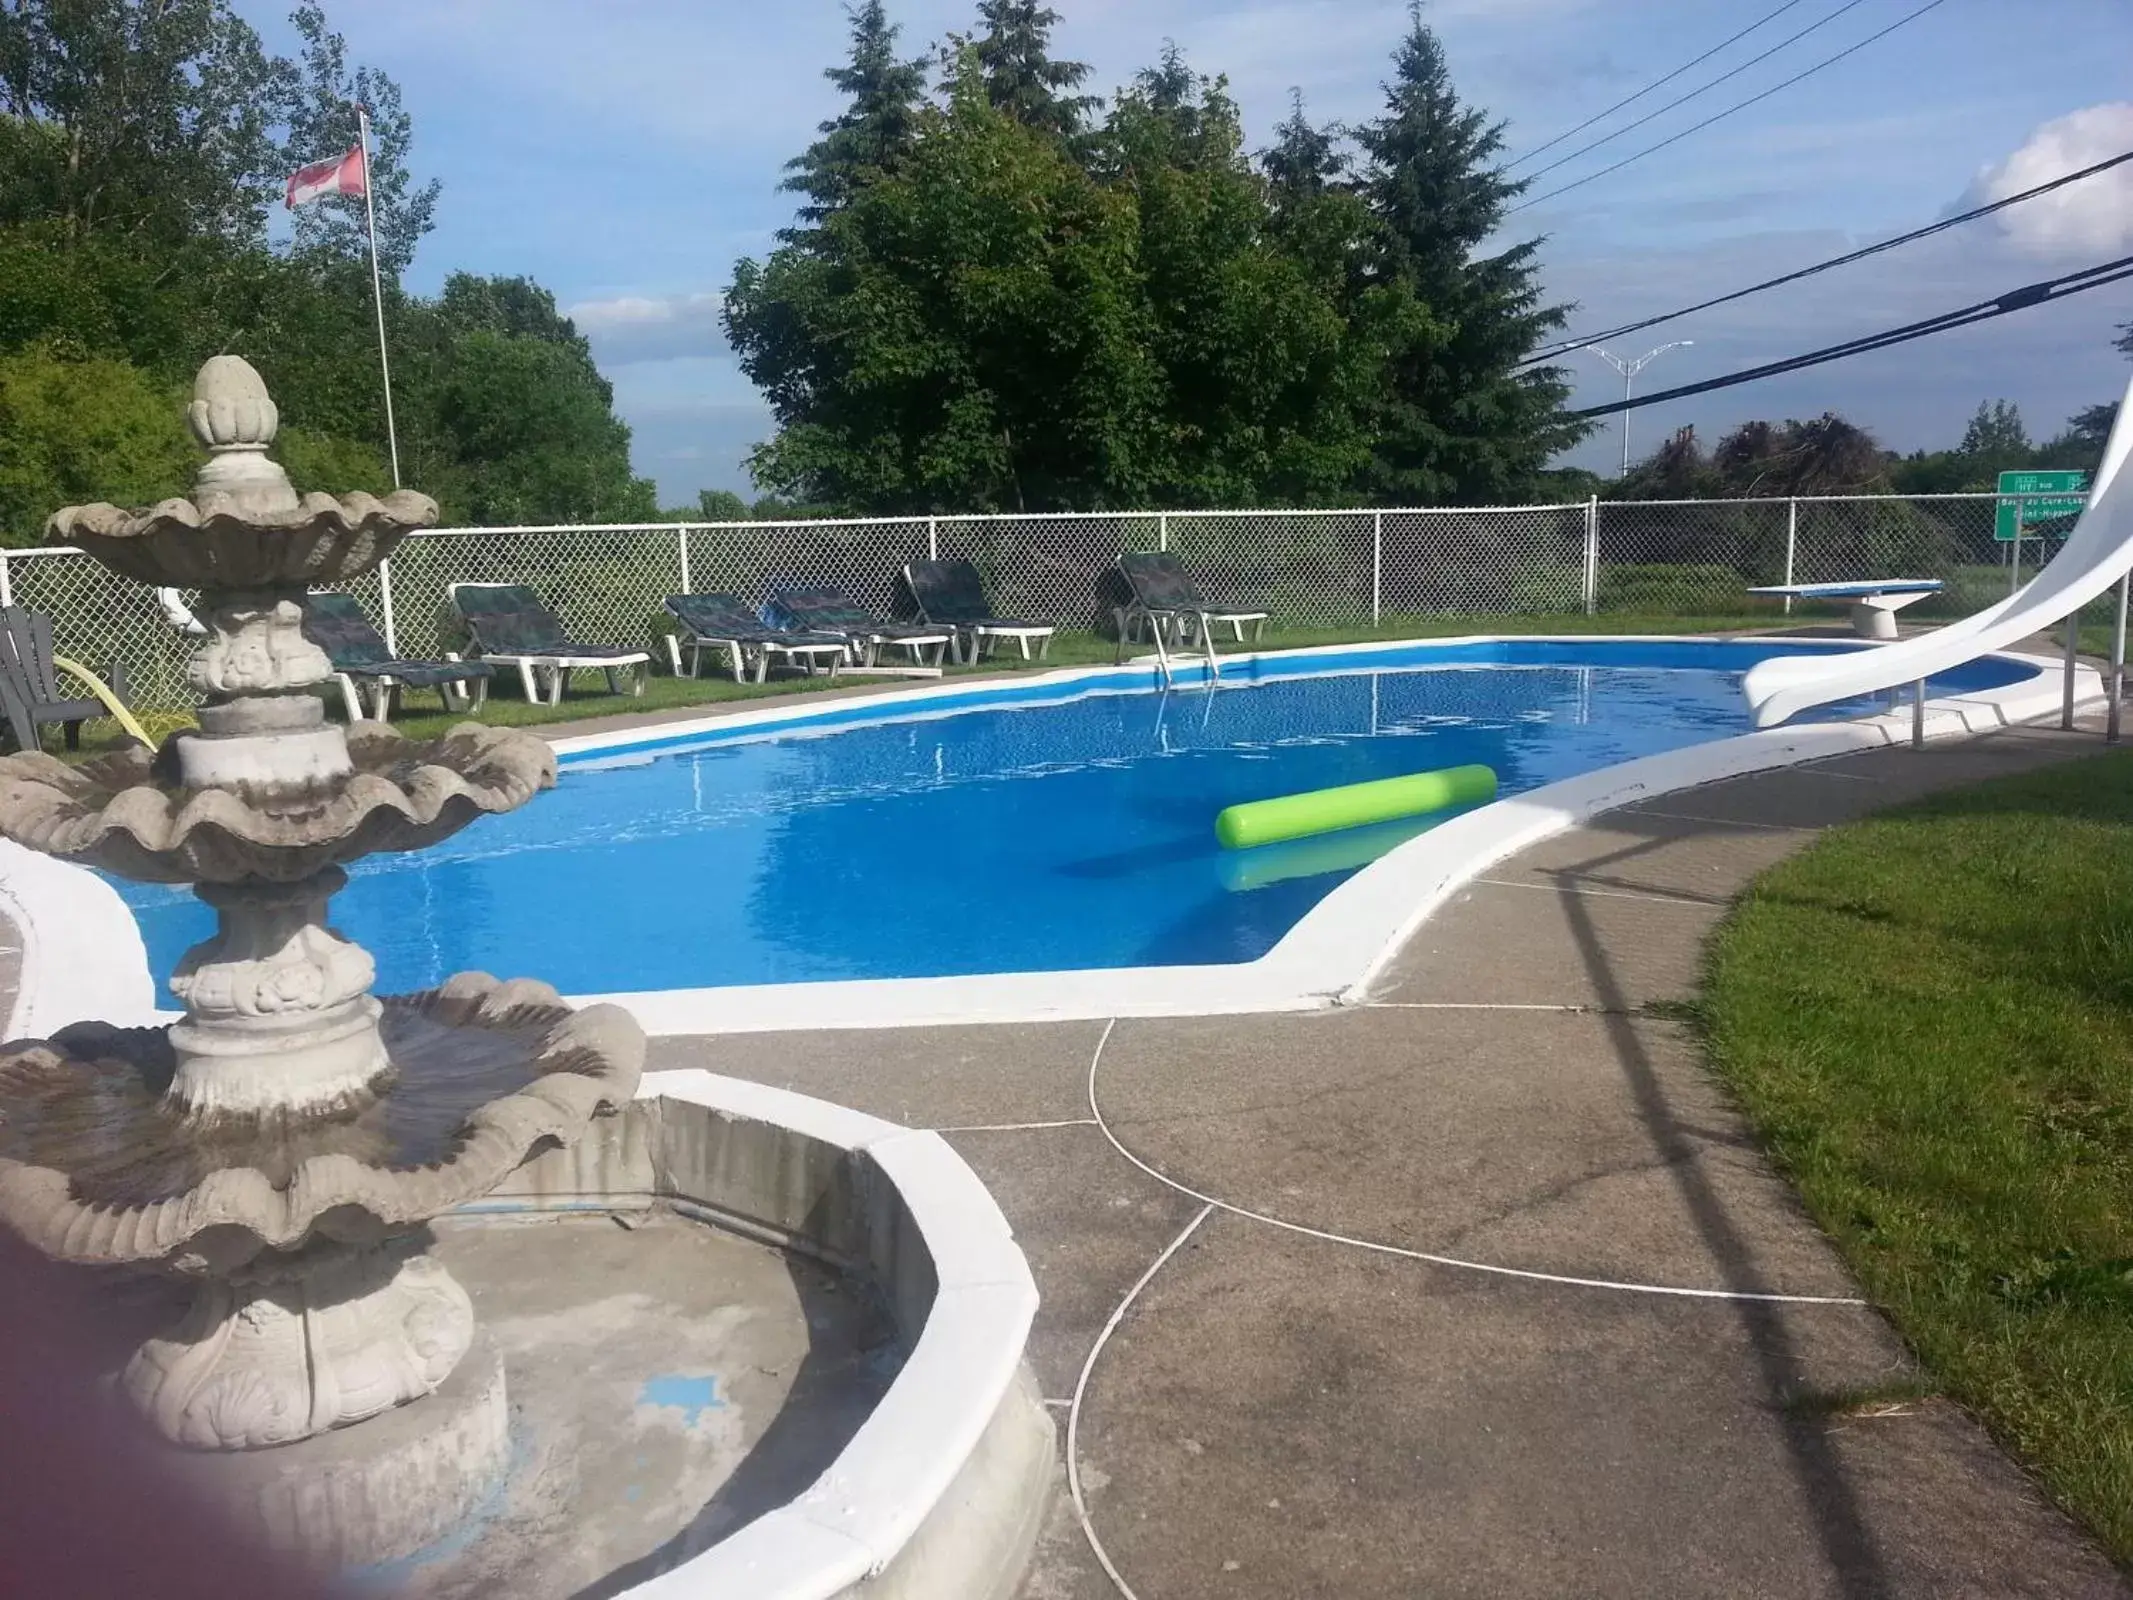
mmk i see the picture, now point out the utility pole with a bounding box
[1587,342,1694,477]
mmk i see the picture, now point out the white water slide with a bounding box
[1744,375,2133,727]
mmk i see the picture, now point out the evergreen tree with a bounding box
[1261,90,1345,211]
[781,1,928,231]
[971,0,1095,140]
[2116,319,2132,359]
[1350,4,1585,503]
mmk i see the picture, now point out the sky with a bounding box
[238,0,2133,505]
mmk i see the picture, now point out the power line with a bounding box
[1571,254,2133,419]
[1508,0,1952,215]
[1512,0,1875,187]
[1507,0,1815,170]
[1522,147,2133,367]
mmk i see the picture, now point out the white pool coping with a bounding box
[2,637,2097,1041]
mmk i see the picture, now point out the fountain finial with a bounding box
[187,355,298,516]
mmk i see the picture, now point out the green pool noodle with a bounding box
[1215,764,1498,850]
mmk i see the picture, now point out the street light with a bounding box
[1586,342,1694,477]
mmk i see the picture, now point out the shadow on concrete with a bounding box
[1553,820,1897,1598]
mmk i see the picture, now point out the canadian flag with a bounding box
[285,146,366,209]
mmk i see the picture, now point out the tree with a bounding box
[1350,6,1586,503]
[970,0,1096,140]
[1261,90,1345,212]
[1097,46,1374,504]
[1958,398,2028,461]
[696,488,749,521]
[0,341,196,541]
[725,60,1161,513]
[282,1,438,279]
[0,0,292,245]
[781,0,928,232]
[2034,402,2120,473]
[1711,413,1888,497]
[2117,320,2132,360]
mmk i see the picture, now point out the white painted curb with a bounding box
[622,1070,1038,1600]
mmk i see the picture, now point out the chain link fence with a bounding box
[4,492,2077,710]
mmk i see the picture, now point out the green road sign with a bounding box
[1995,469,2089,541]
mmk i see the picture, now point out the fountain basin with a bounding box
[45,488,438,588]
[0,722,553,884]
[416,1070,1056,1599]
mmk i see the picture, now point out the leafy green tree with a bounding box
[0,341,196,541]
[781,0,928,232]
[726,60,1160,512]
[0,0,291,244]
[970,0,1095,139]
[1097,47,1373,504]
[696,488,749,520]
[426,327,654,524]
[1350,6,1585,503]
[282,1,438,279]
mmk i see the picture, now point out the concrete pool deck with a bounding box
[645,707,2131,1599]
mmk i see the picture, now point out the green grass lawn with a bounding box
[1700,752,2133,1563]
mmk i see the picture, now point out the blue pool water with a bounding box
[114,640,2036,994]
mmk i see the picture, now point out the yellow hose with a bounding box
[50,655,159,749]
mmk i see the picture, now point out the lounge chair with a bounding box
[1114,551,1269,680]
[662,594,850,683]
[447,582,651,706]
[765,584,953,677]
[300,591,494,722]
[901,558,1055,663]
[0,606,132,752]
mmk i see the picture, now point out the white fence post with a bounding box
[1782,498,1798,614]
[1582,497,1599,616]
[1158,512,1168,552]
[0,552,12,610]
[928,517,939,561]
[1371,510,1383,623]
[377,557,398,655]
[677,525,693,595]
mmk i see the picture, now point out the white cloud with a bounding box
[566,291,730,363]
[1966,102,2133,260]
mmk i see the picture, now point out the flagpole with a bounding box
[355,104,401,489]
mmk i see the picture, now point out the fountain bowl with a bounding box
[46,488,441,589]
[0,721,554,885]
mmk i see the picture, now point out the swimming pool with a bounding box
[113,638,2040,1001]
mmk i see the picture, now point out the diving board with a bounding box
[1746,579,1943,640]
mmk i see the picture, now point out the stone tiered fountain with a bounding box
[0,357,646,1563]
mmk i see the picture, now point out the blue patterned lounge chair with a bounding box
[765,585,952,676]
[901,558,1055,663]
[662,594,849,683]
[301,591,493,722]
[448,582,650,705]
